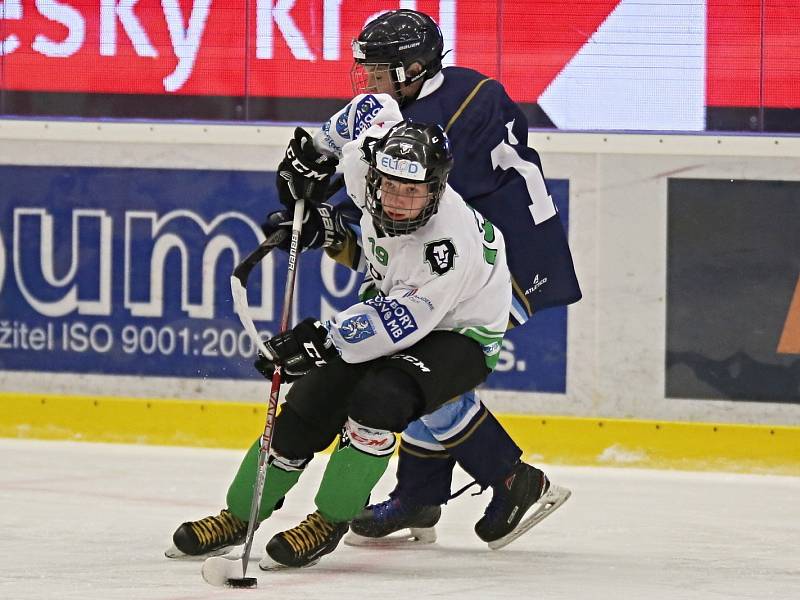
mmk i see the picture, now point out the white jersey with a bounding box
[321,99,512,369]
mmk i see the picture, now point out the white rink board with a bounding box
[1,122,799,425]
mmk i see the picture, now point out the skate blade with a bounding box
[343,526,437,547]
[164,543,236,560]
[488,484,572,551]
[258,556,320,571]
[201,556,256,588]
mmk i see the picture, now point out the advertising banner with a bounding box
[666,178,800,403]
[0,165,568,392]
[2,0,797,130]
[0,0,618,100]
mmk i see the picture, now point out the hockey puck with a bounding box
[202,555,257,588]
[226,577,258,588]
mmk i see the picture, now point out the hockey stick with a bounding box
[202,197,306,589]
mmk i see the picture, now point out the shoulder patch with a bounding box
[338,314,376,343]
[335,104,352,139]
[423,239,458,275]
[353,94,384,138]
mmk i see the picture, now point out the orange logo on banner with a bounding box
[777,275,800,354]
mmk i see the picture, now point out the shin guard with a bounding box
[226,437,307,522]
[315,418,395,522]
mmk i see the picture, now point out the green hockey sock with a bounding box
[226,437,304,522]
[315,444,391,523]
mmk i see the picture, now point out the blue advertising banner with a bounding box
[0,166,568,392]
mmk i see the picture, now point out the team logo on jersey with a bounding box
[424,239,457,276]
[338,314,376,344]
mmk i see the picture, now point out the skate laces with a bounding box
[448,479,485,501]
[482,489,508,524]
[189,509,246,547]
[281,512,336,555]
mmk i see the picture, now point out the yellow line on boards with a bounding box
[1,392,798,475]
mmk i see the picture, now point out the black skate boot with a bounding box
[475,462,571,550]
[261,511,349,569]
[346,498,441,545]
[165,509,249,559]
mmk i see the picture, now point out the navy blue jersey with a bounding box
[319,67,581,324]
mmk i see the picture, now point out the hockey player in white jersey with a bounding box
[254,120,568,568]
[167,118,568,569]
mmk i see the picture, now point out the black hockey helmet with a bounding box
[365,121,454,236]
[351,10,445,99]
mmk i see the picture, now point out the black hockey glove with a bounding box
[276,127,339,208]
[260,202,346,252]
[254,353,303,384]
[260,318,339,381]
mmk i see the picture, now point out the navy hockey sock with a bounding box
[432,405,522,489]
[389,441,456,506]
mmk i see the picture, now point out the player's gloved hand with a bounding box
[261,318,339,381]
[253,352,303,383]
[260,202,345,252]
[276,127,339,208]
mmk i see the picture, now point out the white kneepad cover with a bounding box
[344,417,397,457]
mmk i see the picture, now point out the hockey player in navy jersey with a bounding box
[165,9,579,562]
[324,10,581,545]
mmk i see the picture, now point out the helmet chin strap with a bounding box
[394,65,427,106]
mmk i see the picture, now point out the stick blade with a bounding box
[201,556,257,588]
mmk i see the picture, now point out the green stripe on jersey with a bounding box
[454,327,505,370]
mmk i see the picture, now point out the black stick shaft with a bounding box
[237,199,305,577]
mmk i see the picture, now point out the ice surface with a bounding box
[1,438,798,600]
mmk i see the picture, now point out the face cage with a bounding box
[350,62,414,100]
[365,169,444,236]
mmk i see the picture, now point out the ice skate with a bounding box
[260,511,348,569]
[165,508,248,559]
[475,462,571,550]
[344,498,440,546]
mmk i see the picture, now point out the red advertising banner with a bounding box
[706,0,800,108]
[0,0,639,102]
[1,1,455,98]
[2,1,800,126]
